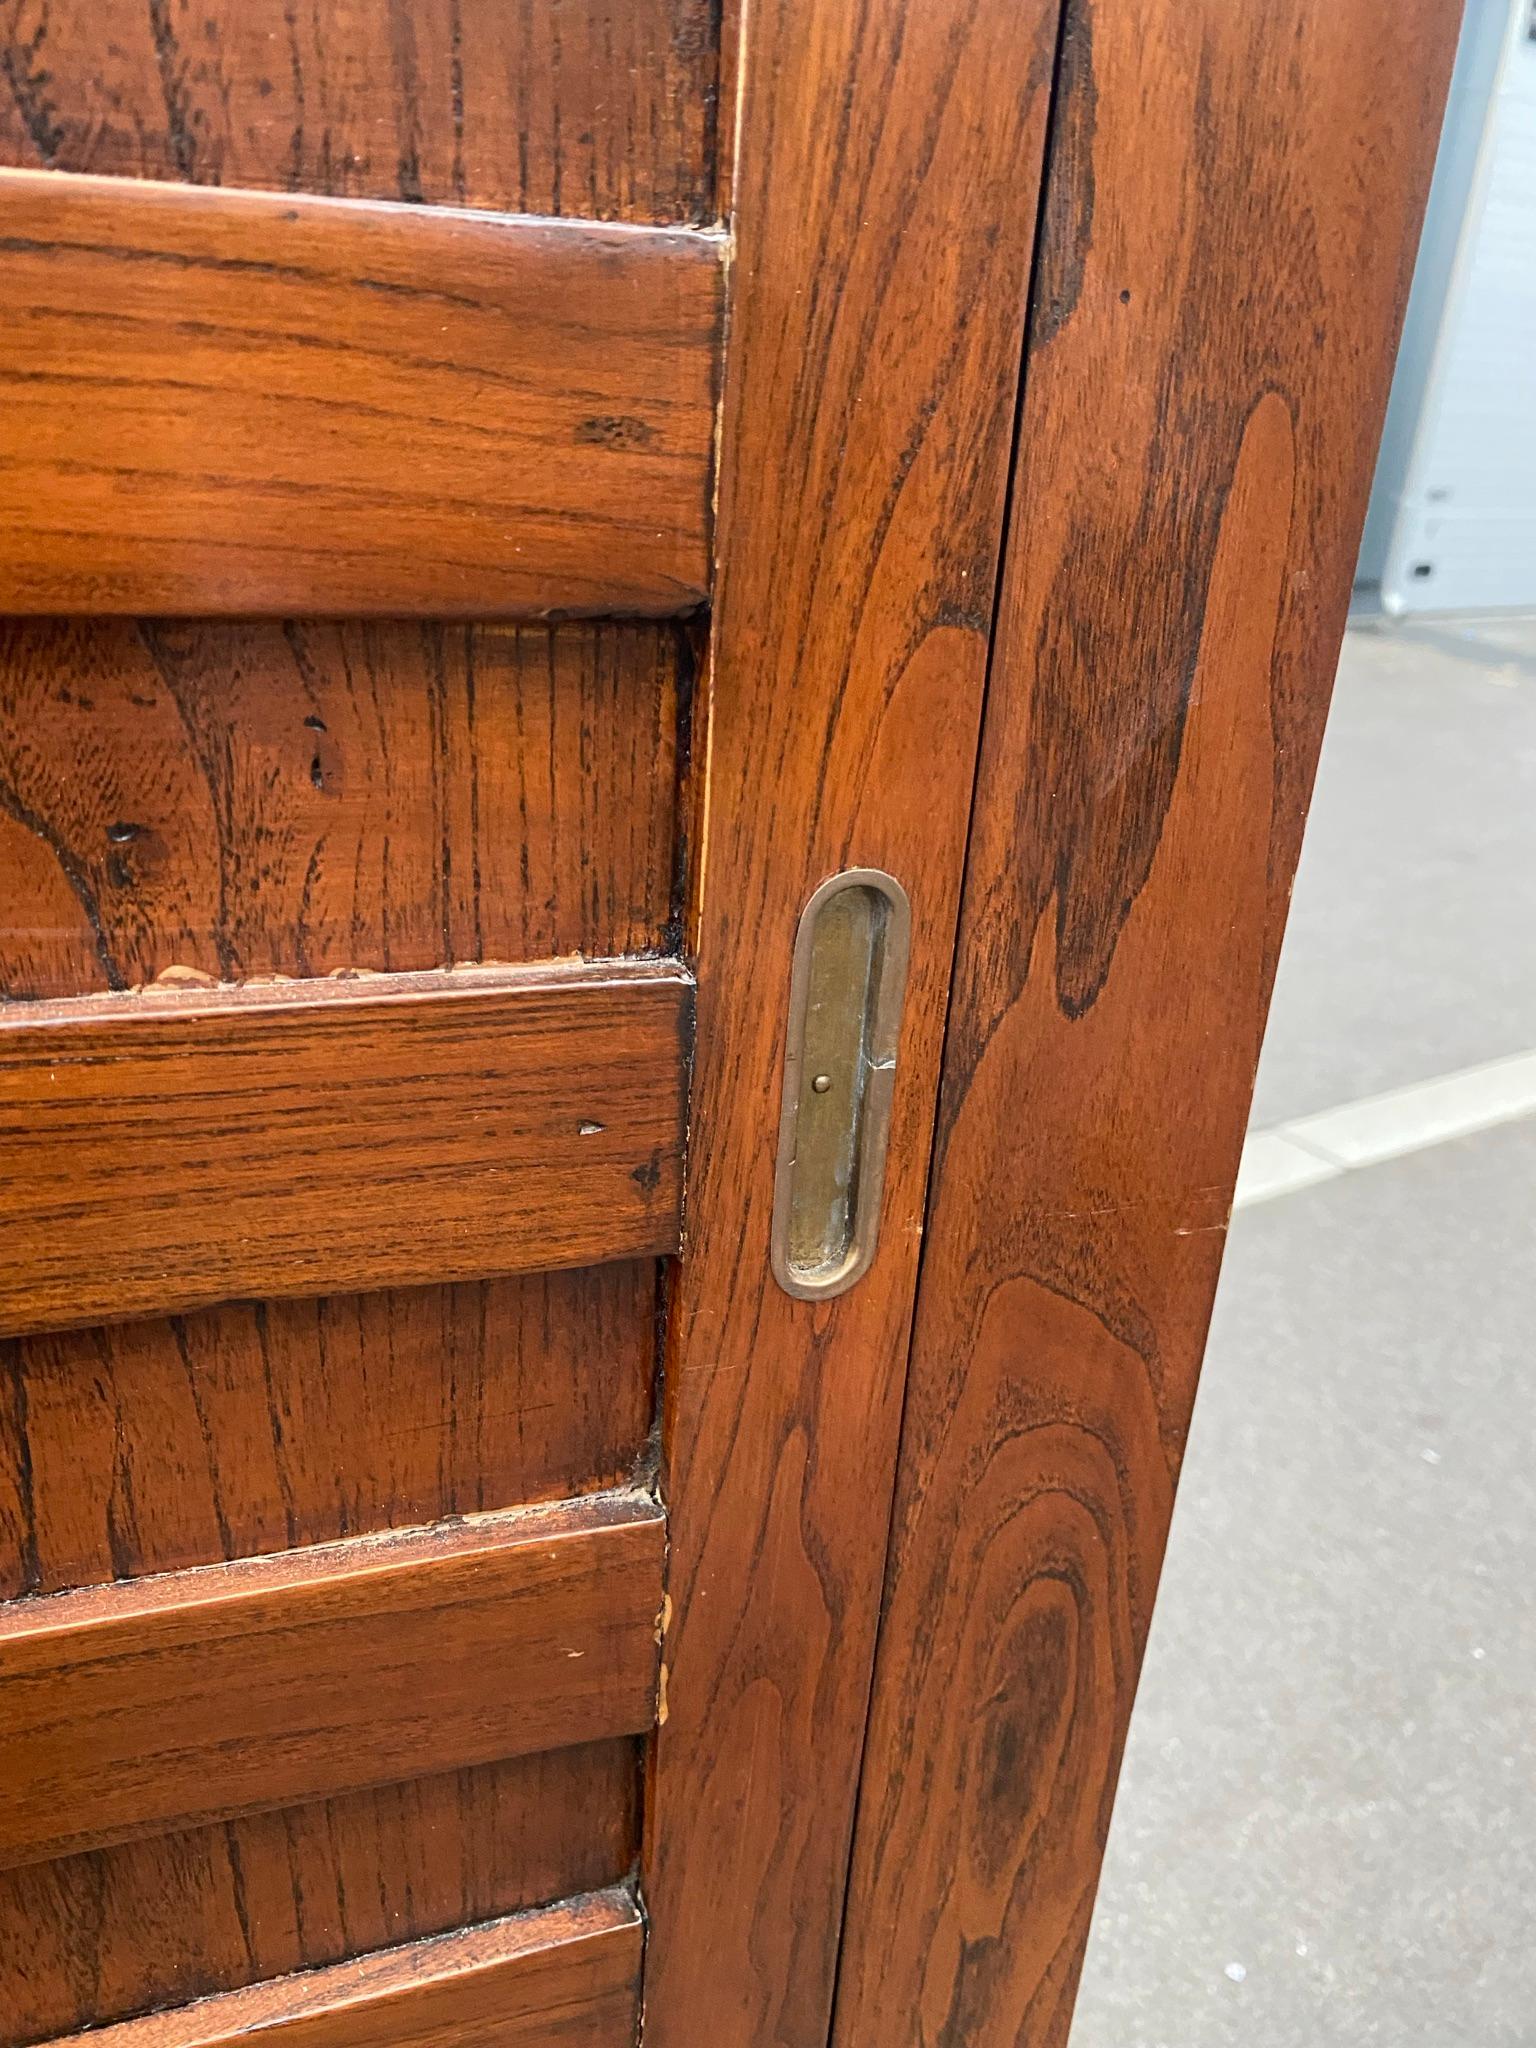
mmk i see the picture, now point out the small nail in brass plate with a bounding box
[771,868,911,1300]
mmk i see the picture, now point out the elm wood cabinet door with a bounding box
[0,7,718,2045]
[0,0,1052,2042]
[831,3,1461,2046]
[0,4,1455,2048]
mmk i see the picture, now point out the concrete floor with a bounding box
[1068,618,1536,2047]
[1252,615,1536,1128]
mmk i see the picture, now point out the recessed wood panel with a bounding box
[0,618,684,1001]
[0,172,721,616]
[0,1,718,223]
[0,1261,655,1602]
[25,1888,643,2048]
[0,1742,639,2047]
[0,1493,663,1870]
[0,963,689,1336]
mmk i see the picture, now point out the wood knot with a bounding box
[575,415,656,451]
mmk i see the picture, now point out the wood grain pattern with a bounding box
[0,1261,655,1600]
[639,0,1061,2040]
[0,1491,663,1870]
[28,1888,643,2048]
[831,3,1461,2043]
[0,1,718,223]
[0,171,721,616]
[0,961,689,1336]
[0,1741,639,2046]
[0,618,684,1000]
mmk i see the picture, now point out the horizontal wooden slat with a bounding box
[0,962,690,1337]
[0,1492,663,1871]
[0,170,721,616]
[31,1888,643,2048]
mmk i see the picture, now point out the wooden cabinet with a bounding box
[0,4,1456,2044]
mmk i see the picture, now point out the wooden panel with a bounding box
[0,618,684,1000]
[0,2,717,224]
[0,1741,639,2046]
[28,1888,642,2048]
[0,961,689,1336]
[0,172,721,617]
[831,3,1461,2045]
[639,0,1061,2042]
[0,1262,655,1601]
[0,1491,662,1870]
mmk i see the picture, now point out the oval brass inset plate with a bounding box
[770,868,911,1300]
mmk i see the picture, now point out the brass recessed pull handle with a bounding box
[771,868,912,1300]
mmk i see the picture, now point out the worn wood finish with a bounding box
[0,171,721,617]
[831,3,1461,2042]
[0,2,718,224]
[0,1261,655,1601]
[0,1491,663,1870]
[0,618,684,1000]
[640,0,1061,2040]
[29,1889,643,2048]
[0,1742,639,2046]
[0,961,688,1336]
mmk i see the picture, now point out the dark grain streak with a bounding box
[145,0,197,181]
[1028,2,1095,351]
[0,6,63,165]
